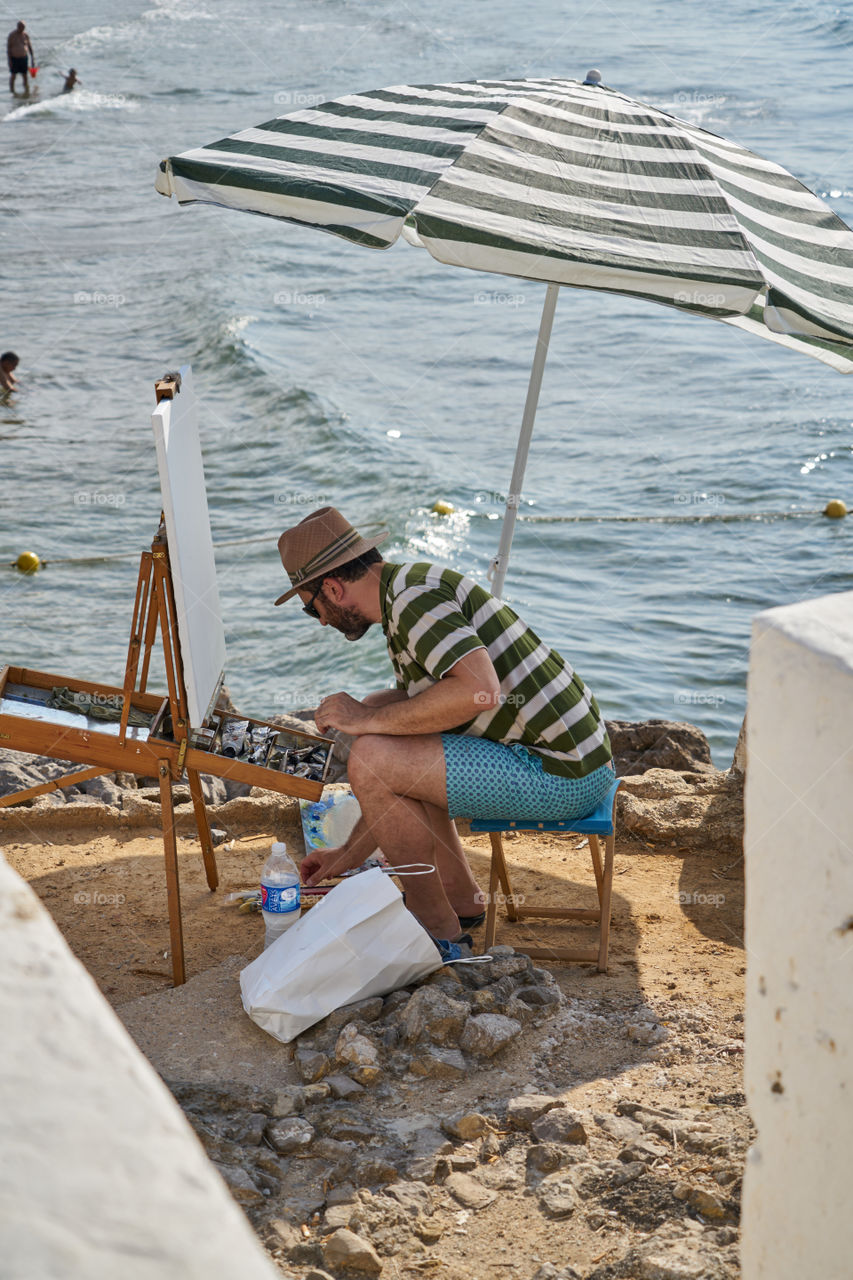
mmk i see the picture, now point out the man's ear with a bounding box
[323,576,344,603]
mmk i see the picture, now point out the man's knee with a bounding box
[348,734,393,788]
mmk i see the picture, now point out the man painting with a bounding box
[276,507,613,948]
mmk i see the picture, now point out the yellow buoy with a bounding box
[16,551,41,574]
[431,500,455,516]
[823,499,847,519]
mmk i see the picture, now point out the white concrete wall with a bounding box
[0,855,278,1280]
[742,589,853,1280]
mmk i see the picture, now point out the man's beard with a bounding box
[322,598,372,641]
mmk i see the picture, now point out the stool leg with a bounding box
[589,833,604,903]
[597,831,616,973]
[484,834,503,951]
[491,832,519,922]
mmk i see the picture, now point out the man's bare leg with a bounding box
[347,733,482,938]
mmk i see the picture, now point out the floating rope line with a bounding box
[3,507,843,571]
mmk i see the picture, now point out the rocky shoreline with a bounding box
[160,949,748,1280]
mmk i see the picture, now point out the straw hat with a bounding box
[274,506,388,605]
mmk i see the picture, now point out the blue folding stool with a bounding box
[468,777,621,972]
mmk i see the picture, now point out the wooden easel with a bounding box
[1,515,219,985]
[0,374,332,984]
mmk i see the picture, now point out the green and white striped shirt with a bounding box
[379,561,611,778]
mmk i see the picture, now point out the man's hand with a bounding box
[315,691,376,736]
[300,844,358,886]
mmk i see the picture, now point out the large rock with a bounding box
[531,1109,587,1145]
[617,767,743,853]
[606,719,715,775]
[397,986,469,1046]
[321,1228,383,1274]
[459,1013,522,1058]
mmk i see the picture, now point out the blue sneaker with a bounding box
[431,933,473,963]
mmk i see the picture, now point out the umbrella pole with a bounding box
[489,282,560,598]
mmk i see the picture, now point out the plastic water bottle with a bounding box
[260,841,300,948]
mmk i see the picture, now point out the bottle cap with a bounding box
[271,841,287,854]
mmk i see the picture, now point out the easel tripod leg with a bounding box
[187,768,219,891]
[159,760,186,986]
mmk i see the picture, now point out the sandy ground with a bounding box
[2,801,747,1277]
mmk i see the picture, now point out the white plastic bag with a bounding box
[239,866,441,1043]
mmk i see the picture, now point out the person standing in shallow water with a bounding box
[0,352,20,392]
[7,22,34,96]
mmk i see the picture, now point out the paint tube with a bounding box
[220,719,249,758]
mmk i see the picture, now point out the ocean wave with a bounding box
[3,89,138,121]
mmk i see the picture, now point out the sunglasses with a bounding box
[301,579,325,619]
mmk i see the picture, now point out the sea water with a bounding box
[2,0,851,765]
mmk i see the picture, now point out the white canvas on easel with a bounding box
[151,365,225,728]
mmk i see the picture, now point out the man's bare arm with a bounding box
[315,649,501,737]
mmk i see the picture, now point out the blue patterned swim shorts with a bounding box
[441,733,614,822]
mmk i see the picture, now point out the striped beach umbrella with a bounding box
[156,74,853,593]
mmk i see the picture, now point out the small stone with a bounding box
[325,1204,358,1230]
[441,1110,492,1141]
[673,1181,691,1201]
[414,1219,444,1244]
[271,1086,305,1117]
[449,1150,479,1172]
[687,1187,727,1220]
[212,1161,265,1206]
[480,1132,501,1161]
[335,1025,380,1068]
[325,996,384,1031]
[322,1228,383,1274]
[303,1082,331,1104]
[609,1161,646,1187]
[383,1181,434,1216]
[409,1046,467,1079]
[506,1094,565,1129]
[618,1137,669,1164]
[303,1271,338,1280]
[444,1171,497,1210]
[350,1064,383,1087]
[526,1143,565,1174]
[355,1154,401,1186]
[531,1109,587,1145]
[594,1112,643,1144]
[296,1047,330,1082]
[266,1117,315,1154]
[459,1013,522,1057]
[397,986,470,1045]
[327,1074,366,1101]
[537,1175,578,1218]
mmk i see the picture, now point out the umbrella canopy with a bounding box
[156,75,853,588]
